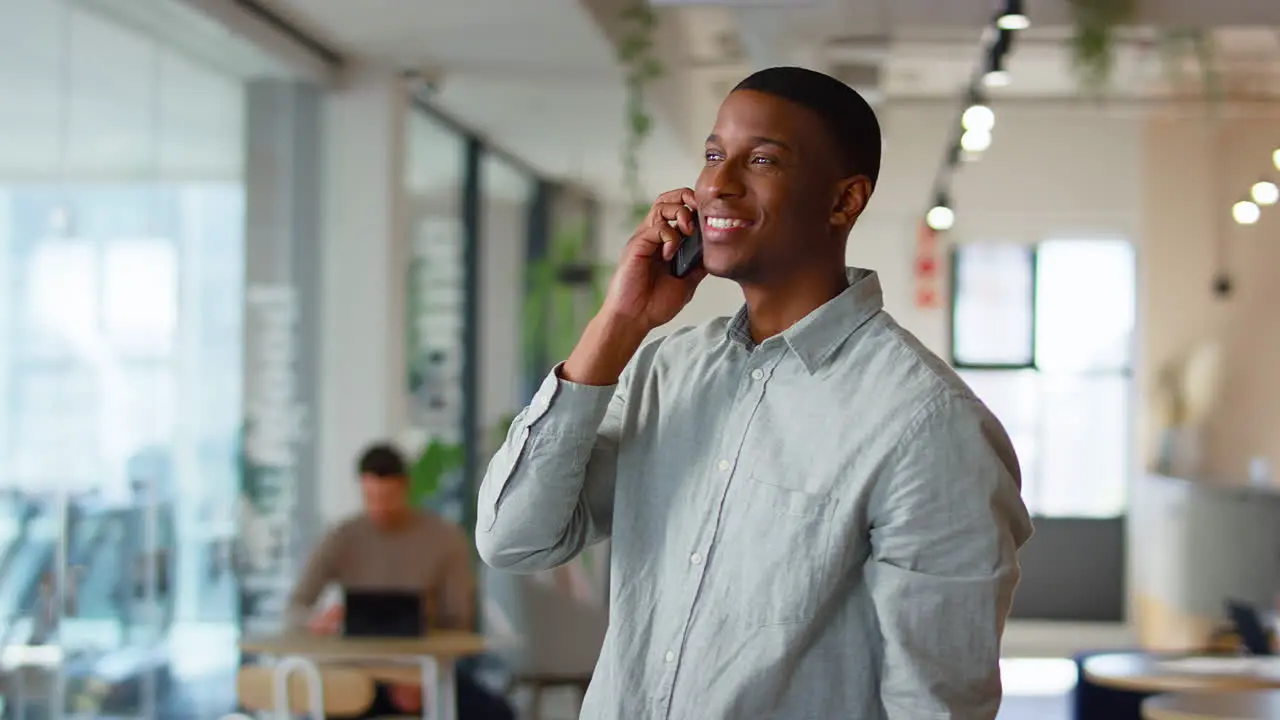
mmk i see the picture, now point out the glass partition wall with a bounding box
[0,1,277,716]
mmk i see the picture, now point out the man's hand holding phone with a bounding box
[561,188,707,386]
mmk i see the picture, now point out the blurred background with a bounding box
[0,0,1277,718]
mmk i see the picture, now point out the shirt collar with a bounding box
[725,267,884,374]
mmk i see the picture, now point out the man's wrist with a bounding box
[561,312,649,386]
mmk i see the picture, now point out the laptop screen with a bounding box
[343,590,424,638]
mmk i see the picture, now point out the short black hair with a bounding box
[732,66,882,185]
[356,443,408,479]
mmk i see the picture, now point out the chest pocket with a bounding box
[721,476,836,628]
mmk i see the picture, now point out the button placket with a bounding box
[663,351,780,719]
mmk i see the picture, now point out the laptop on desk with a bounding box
[343,590,424,638]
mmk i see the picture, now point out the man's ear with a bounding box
[830,176,873,227]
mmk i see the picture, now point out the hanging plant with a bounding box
[1156,28,1222,117]
[618,2,664,224]
[1067,0,1138,96]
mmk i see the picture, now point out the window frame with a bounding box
[949,239,1136,520]
[947,244,1040,371]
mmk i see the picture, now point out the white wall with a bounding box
[316,67,409,524]
[1141,112,1280,484]
[600,100,1145,350]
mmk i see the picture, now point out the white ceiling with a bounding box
[275,0,698,201]
[238,0,1280,206]
[668,2,1280,153]
[15,0,1272,206]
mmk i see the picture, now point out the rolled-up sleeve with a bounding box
[475,362,627,572]
[866,393,1034,720]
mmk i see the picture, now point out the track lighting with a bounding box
[961,128,993,154]
[996,0,1030,30]
[961,101,995,133]
[982,29,1013,87]
[1251,180,1278,207]
[1232,200,1260,225]
[983,54,1010,88]
[926,194,955,231]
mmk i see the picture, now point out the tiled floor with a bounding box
[997,694,1070,720]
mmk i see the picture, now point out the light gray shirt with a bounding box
[477,268,1034,720]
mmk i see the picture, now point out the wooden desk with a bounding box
[1084,653,1280,694]
[241,632,486,661]
[1142,690,1280,720]
[240,632,486,720]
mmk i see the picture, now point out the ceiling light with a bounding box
[1251,180,1279,206]
[962,103,995,132]
[961,128,993,153]
[1232,200,1261,225]
[983,29,1013,87]
[983,68,1011,88]
[926,194,955,231]
[1273,148,1280,171]
[996,0,1030,30]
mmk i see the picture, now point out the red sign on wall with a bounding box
[914,220,943,309]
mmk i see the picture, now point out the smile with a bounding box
[704,217,754,231]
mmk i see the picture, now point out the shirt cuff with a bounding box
[523,362,617,438]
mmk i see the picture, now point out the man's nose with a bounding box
[705,160,747,199]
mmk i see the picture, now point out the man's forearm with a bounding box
[476,354,628,571]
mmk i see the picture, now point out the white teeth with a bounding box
[707,217,749,229]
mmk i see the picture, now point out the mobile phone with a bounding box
[669,210,703,279]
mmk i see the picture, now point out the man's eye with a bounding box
[704,151,723,162]
[751,156,775,165]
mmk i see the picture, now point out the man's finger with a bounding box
[645,188,695,226]
[627,225,680,260]
[651,203,697,234]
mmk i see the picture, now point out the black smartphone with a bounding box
[669,210,703,279]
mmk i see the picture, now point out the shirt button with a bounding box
[717,459,730,472]
[664,650,676,663]
[689,552,702,565]
[751,368,764,380]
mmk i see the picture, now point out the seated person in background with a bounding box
[288,442,513,720]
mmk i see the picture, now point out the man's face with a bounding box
[694,90,868,285]
[360,474,409,526]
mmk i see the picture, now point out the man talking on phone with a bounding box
[477,66,1033,719]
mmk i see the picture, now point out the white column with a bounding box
[317,65,410,524]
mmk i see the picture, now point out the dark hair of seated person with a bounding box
[356,443,408,480]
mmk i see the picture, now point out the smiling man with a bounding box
[477,67,1033,719]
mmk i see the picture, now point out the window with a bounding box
[0,0,256,713]
[951,240,1136,518]
[404,109,469,523]
[951,244,1034,367]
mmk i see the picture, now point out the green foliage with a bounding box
[1156,29,1221,117]
[618,2,664,219]
[522,216,608,377]
[1067,0,1137,96]
[409,438,465,507]
[1068,0,1217,110]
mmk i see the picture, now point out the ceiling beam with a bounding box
[178,0,342,85]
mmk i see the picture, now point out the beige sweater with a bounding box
[286,510,475,632]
